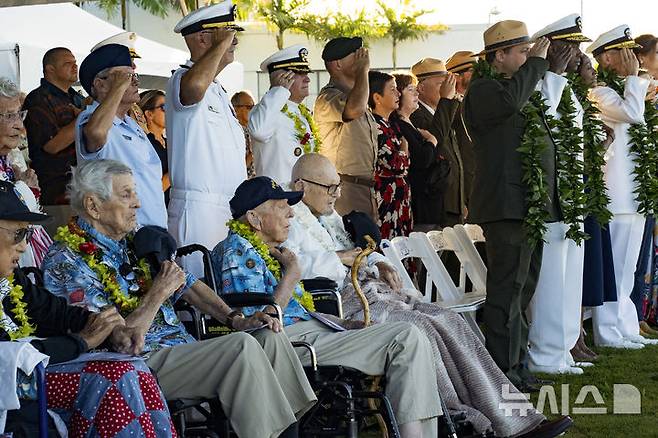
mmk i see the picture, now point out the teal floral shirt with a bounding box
[41,218,196,354]
[211,231,311,326]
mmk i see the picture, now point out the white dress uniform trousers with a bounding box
[528,72,585,370]
[166,61,247,278]
[588,75,650,345]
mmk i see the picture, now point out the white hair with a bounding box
[68,159,133,215]
[0,77,20,100]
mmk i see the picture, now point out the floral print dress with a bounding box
[373,114,412,240]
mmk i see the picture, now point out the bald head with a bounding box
[291,153,336,183]
[291,153,341,217]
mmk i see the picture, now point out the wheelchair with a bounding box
[172,245,402,438]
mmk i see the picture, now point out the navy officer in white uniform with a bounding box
[249,45,321,186]
[76,44,167,228]
[166,0,247,277]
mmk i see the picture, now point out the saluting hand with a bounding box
[619,48,640,77]
[439,73,457,100]
[210,27,237,49]
[271,70,296,90]
[353,47,370,75]
[528,37,550,59]
[548,44,577,75]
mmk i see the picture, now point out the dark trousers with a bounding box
[481,220,543,386]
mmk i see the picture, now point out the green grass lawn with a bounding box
[529,333,658,437]
[364,323,658,437]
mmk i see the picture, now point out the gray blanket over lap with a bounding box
[339,267,545,437]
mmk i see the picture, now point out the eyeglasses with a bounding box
[0,110,27,122]
[301,178,342,196]
[0,226,34,244]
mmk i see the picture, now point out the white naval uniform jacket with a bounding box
[589,75,650,215]
[283,201,390,289]
[249,86,318,186]
[165,60,247,277]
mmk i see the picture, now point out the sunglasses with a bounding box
[0,226,35,244]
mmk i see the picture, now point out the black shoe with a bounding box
[516,381,542,393]
[514,416,573,438]
[523,374,555,386]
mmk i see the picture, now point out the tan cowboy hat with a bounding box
[411,58,447,79]
[446,51,478,73]
[481,20,530,54]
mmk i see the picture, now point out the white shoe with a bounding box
[528,364,584,375]
[624,335,658,345]
[575,362,594,368]
[598,340,644,349]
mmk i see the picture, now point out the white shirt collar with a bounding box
[419,100,435,115]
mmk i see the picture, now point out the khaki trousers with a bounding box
[146,330,317,438]
[335,180,378,223]
[285,319,441,432]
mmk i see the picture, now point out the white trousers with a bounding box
[528,222,584,368]
[168,189,232,279]
[592,213,644,345]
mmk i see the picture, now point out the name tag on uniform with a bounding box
[122,134,132,141]
[208,105,221,113]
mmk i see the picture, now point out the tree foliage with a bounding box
[296,9,384,43]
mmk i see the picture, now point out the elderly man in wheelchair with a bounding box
[211,175,444,438]
[40,159,318,438]
[278,153,574,438]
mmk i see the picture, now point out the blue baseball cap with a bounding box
[0,181,50,222]
[230,176,303,219]
[79,43,133,96]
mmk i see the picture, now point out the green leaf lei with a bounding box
[226,219,316,312]
[597,67,658,215]
[281,103,322,154]
[552,82,588,244]
[1,275,36,340]
[567,72,613,226]
[472,60,550,246]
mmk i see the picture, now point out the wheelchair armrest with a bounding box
[176,244,217,292]
[174,300,202,340]
[219,293,283,325]
[310,290,343,319]
[302,277,338,292]
[291,341,318,371]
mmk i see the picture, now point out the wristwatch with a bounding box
[226,310,245,329]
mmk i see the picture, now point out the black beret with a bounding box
[342,210,381,250]
[79,44,132,96]
[322,37,363,62]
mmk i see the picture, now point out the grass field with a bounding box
[364,323,658,437]
[529,333,658,437]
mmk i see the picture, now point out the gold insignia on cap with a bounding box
[271,180,279,189]
[299,48,309,63]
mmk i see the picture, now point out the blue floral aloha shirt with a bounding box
[41,218,196,355]
[211,231,311,326]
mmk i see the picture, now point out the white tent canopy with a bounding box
[0,3,243,94]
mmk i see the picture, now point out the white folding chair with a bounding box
[380,236,424,294]
[450,224,487,295]
[411,230,486,342]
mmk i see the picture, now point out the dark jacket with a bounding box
[463,57,561,224]
[411,99,465,222]
[392,114,450,225]
[2,269,89,364]
[453,101,476,207]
